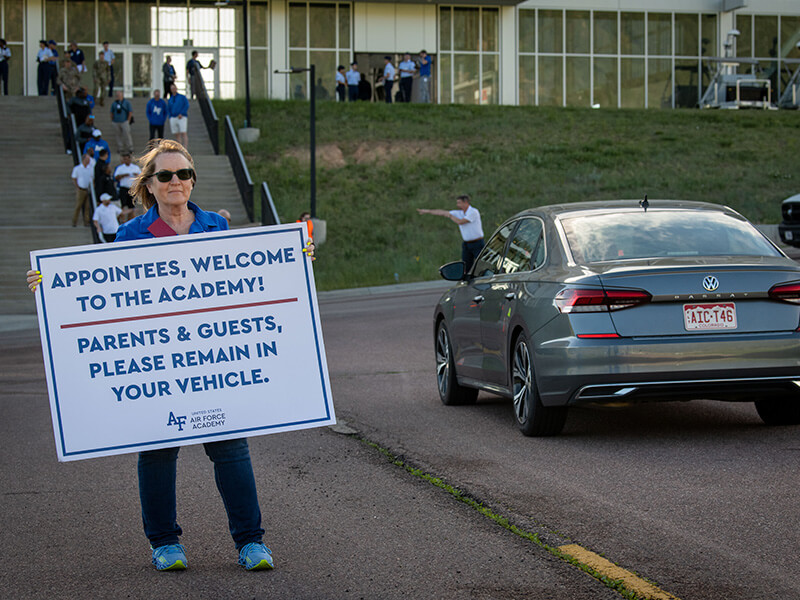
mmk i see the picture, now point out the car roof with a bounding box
[781,193,800,205]
[511,199,740,221]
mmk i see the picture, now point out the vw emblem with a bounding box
[702,276,719,292]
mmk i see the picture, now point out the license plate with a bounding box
[683,302,737,330]
[787,231,794,241]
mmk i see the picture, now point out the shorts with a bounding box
[119,187,134,209]
[169,116,188,133]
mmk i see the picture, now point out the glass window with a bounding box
[648,13,671,56]
[519,9,535,54]
[338,5,350,49]
[675,13,698,57]
[3,0,24,42]
[566,11,589,54]
[538,56,562,106]
[482,9,498,52]
[98,1,126,45]
[289,3,307,47]
[440,7,451,52]
[648,58,671,108]
[157,2,188,47]
[701,14,716,58]
[781,16,800,59]
[594,57,617,108]
[46,0,65,43]
[482,54,498,104]
[310,50,336,99]
[289,49,307,98]
[473,224,514,278]
[566,56,589,107]
[189,7,218,48]
[519,55,535,106]
[736,14,752,58]
[67,0,94,44]
[755,15,779,58]
[454,53,479,104]
[453,8,479,52]
[440,53,451,103]
[594,12,617,55]
[674,58,698,107]
[502,219,544,273]
[621,12,644,55]
[249,48,269,99]
[309,4,336,48]
[6,42,23,93]
[249,2,268,47]
[129,1,152,46]
[621,57,645,108]
[539,10,562,54]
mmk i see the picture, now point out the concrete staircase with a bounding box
[0,95,252,316]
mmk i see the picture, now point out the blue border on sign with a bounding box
[36,225,332,458]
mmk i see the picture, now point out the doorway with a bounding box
[353,53,436,103]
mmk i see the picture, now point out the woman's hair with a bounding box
[129,139,196,209]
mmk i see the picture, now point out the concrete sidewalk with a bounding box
[0,325,613,600]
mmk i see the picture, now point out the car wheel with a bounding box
[511,333,567,437]
[435,321,478,406]
[754,399,800,426]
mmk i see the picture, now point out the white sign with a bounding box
[31,224,335,461]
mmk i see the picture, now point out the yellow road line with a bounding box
[558,544,681,600]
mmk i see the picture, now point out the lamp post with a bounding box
[274,65,316,218]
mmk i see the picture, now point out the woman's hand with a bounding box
[26,269,42,292]
[301,240,316,261]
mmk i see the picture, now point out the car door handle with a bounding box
[505,293,515,300]
[473,295,484,303]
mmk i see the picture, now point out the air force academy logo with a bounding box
[167,411,187,431]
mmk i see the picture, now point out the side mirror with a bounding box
[439,261,466,281]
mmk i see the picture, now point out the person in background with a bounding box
[94,149,116,202]
[382,56,396,104]
[36,40,53,96]
[93,192,122,243]
[68,41,86,75]
[84,128,110,161]
[335,65,346,102]
[296,211,314,241]
[417,194,485,273]
[57,58,80,100]
[69,87,92,126]
[186,50,205,99]
[398,52,416,102]
[114,152,141,222]
[217,208,232,226]
[110,90,134,155]
[345,62,360,102]
[71,153,94,227]
[93,51,109,106]
[47,41,60,94]
[358,72,371,102]
[0,39,10,96]
[167,83,189,148]
[76,114,96,150]
[162,55,176,98]
[102,41,115,97]
[418,50,432,103]
[147,89,168,140]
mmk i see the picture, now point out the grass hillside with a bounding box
[214,99,800,291]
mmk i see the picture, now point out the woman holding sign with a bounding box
[27,139,314,572]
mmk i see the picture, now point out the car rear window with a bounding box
[559,209,781,263]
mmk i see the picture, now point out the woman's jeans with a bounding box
[138,438,265,549]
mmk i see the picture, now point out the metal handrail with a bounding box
[193,72,219,154]
[224,115,254,221]
[260,181,281,226]
[56,87,79,164]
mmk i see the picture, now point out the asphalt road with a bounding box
[3,281,799,599]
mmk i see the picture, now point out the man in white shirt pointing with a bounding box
[418,194,485,272]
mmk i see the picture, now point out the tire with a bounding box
[511,332,567,437]
[754,399,800,426]
[435,321,478,406]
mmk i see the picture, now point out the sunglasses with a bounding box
[153,168,194,183]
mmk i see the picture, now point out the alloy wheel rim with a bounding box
[436,327,450,396]
[512,340,531,424]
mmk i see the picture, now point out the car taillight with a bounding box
[768,283,800,304]
[555,288,651,313]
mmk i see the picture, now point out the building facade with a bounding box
[5,0,800,107]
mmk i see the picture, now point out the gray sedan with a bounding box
[433,200,800,436]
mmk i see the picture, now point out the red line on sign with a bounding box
[60,297,299,329]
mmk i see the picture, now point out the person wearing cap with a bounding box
[114,152,142,222]
[0,39,10,96]
[84,128,110,160]
[345,62,360,102]
[398,52,416,102]
[335,65,346,102]
[146,89,168,141]
[382,56,396,104]
[93,51,110,106]
[93,192,122,243]
[57,57,80,100]
[418,50,433,103]
[71,153,95,227]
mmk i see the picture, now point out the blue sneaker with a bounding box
[151,544,187,571]
[238,542,274,571]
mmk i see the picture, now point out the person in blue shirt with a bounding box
[83,128,110,160]
[167,83,189,148]
[382,56,396,104]
[36,40,54,96]
[398,52,416,102]
[27,138,314,572]
[345,62,360,102]
[68,41,86,74]
[146,88,168,140]
[418,50,433,103]
[47,40,59,94]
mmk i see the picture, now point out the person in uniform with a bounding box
[335,65,346,102]
[345,62,360,102]
[93,51,110,106]
[0,39,11,95]
[36,40,53,96]
[102,41,115,97]
[398,52,416,102]
[382,56,396,104]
